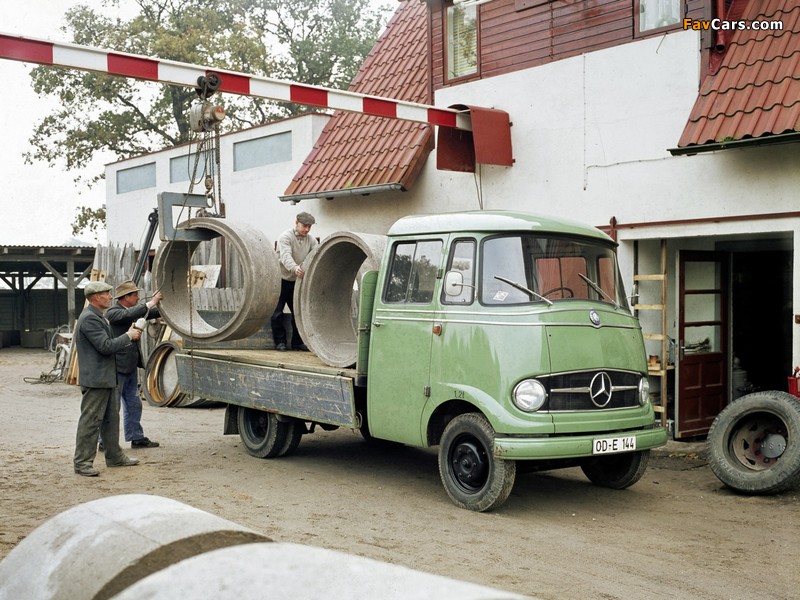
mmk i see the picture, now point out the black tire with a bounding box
[438,413,516,512]
[276,419,304,457]
[707,391,800,494]
[237,408,288,459]
[580,450,650,489]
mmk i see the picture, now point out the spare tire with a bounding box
[707,391,800,494]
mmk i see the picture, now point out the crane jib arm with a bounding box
[0,32,514,169]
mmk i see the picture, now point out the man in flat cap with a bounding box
[271,212,318,351]
[73,281,141,476]
[106,279,163,449]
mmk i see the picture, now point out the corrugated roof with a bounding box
[674,0,800,153]
[282,0,433,201]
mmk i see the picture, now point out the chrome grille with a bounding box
[542,370,641,411]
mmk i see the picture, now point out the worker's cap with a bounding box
[84,281,113,298]
[114,279,142,299]
[296,212,316,225]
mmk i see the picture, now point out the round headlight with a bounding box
[638,377,650,406]
[513,379,547,412]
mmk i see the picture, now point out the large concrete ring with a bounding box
[295,232,386,368]
[0,494,268,600]
[152,218,280,343]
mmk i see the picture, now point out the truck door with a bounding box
[676,250,729,438]
[366,238,444,445]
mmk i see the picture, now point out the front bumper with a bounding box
[493,426,668,460]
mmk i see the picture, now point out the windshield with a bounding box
[480,234,628,309]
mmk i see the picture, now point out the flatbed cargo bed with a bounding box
[175,349,360,428]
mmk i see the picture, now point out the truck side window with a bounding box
[384,240,443,304]
[443,239,475,304]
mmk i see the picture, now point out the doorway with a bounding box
[730,245,793,395]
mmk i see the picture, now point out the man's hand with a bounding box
[295,266,305,279]
[128,324,142,342]
[147,290,163,309]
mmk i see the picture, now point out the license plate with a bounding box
[592,436,636,455]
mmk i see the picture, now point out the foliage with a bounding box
[26,0,391,236]
[72,205,107,239]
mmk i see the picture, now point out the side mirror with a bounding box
[444,271,465,297]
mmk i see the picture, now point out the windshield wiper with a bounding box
[578,273,618,308]
[494,276,553,306]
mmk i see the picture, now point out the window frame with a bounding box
[382,239,444,305]
[441,238,477,305]
[634,0,686,38]
[443,0,481,84]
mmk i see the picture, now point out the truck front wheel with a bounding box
[238,408,288,458]
[438,413,516,512]
[580,450,650,489]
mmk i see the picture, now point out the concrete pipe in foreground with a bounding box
[0,494,268,600]
[112,541,529,600]
[295,231,387,368]
[0,495,529,600]
[152,217,280,343]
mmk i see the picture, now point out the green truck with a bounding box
[175,211,667,511]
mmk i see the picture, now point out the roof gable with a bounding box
[282,0,433,202]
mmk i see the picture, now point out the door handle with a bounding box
[373,321,383,328]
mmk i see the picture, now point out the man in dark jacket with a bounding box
[74,281,141,476]
[106,279,163,448]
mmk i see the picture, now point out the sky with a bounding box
[0,0,120,246]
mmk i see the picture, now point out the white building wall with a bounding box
[105,113,331,247]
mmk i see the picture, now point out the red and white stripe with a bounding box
[0,32,472,131]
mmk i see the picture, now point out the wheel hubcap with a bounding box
[450,438,489,492]
[731,413,788,470]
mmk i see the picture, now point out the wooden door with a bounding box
[676,251,728,438]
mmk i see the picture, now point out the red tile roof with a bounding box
[673,0,800,153]
[282,0,433,201]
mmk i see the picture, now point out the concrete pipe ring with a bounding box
[142,341,186,407]
[152,217,281,343]
[295,231,386,368]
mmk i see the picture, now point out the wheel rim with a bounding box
[729,412,788,471]
[449,434,489,493]
[244,410,268,443]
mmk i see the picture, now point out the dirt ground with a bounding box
[1,347,798,599]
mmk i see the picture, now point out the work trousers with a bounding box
[74,386,126,469]
[118,370,144,442]
[270,279,304,348]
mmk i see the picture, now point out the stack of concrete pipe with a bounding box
[0,495,527,599]
[154,218,386,368]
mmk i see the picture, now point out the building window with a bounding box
[635,0,683,36]
[116,163,156,194]
[446,2,479,81]
[169,154,208,184]
[233,131,292,172]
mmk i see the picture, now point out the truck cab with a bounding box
[364,211,666,510]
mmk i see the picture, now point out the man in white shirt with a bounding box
[271,212,318,351]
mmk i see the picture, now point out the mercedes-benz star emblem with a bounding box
[589,372,613,407]
[589,309,601,326]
